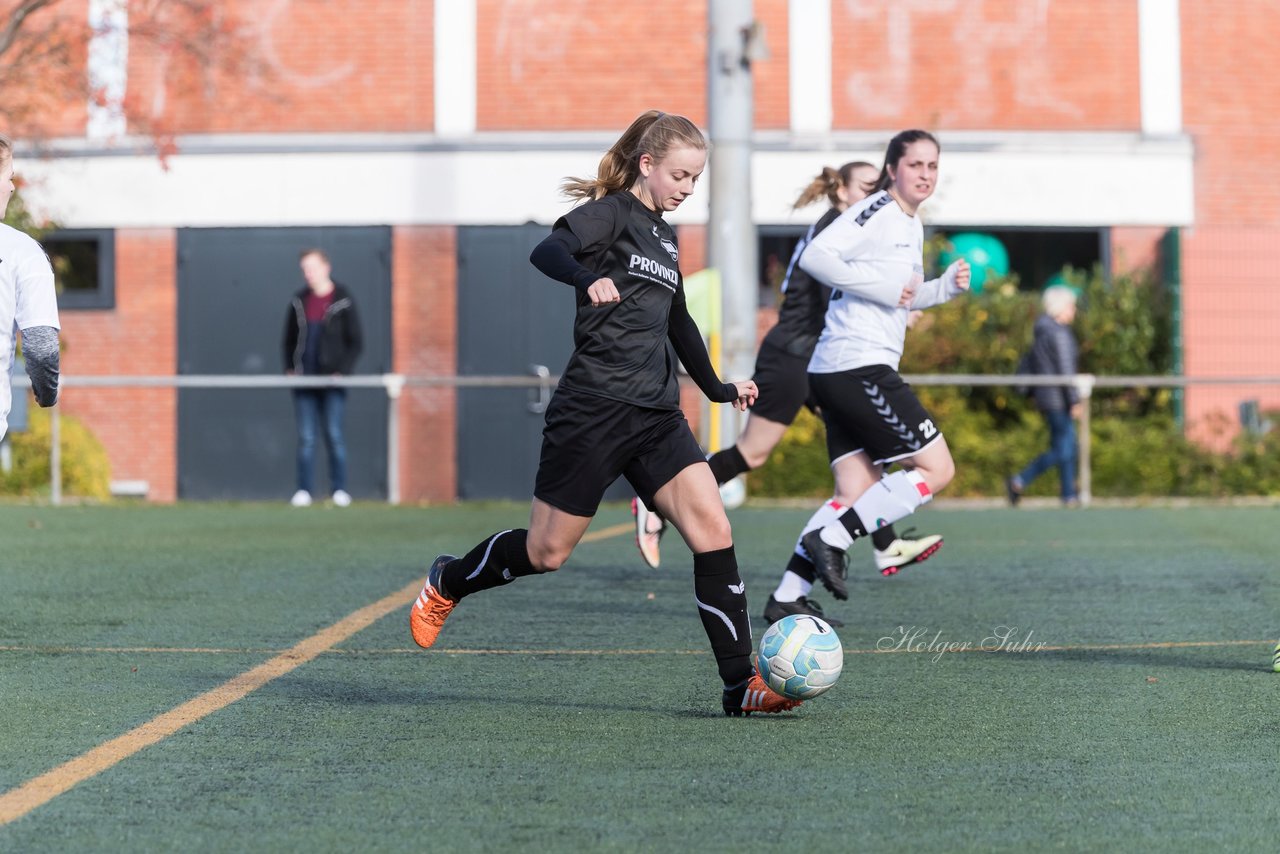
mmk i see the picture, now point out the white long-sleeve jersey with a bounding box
[799,190,964,373]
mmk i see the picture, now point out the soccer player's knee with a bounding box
[925,457,955,494]
[705,514,733,546]
[528,543,569,573]
[741,447,768,469]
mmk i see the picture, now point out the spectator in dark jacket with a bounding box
[1007,285,1080,506]
[282,248,362,507]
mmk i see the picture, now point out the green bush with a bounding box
[1,406,111,499]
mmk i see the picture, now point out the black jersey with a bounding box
[761,206,841,358]
[552,192,688,410]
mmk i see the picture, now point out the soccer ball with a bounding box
[757,614,844,700]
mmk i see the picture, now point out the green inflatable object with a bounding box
[938,232,1009,294]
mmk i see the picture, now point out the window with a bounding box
[757,224,1111,302]
[757,225,808,308]
[928,227,1110,290]
[41,228,115,309]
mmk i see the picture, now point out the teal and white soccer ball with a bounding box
[757,614,844,700]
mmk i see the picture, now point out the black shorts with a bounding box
[533,388,707,517]
[808,365,942,466]
[749,341,817,425]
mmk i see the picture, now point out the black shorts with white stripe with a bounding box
[808,365,942,466]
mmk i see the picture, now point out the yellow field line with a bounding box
[0,520,633,825]
[0,646,293,654]
[0,577,424,827]
[579,521,633,543]
[3,639,1273,658]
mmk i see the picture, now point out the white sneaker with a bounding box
[631,496,666,569]
[290,489,312,507]
[874,531,943,576]
[332,489,352,508]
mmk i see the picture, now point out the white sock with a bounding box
[793,498,845,557]
[772,571,812,603]
[850,469,932,533]
[820,470,932,549]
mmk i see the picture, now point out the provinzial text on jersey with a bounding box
[629,254,679,289]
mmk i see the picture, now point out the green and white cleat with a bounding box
[1272,641,1280,673]
[874,530,944,577]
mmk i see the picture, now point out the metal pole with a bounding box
[385,374,404,506]
[50,405,62,506]
[707,0,759,454]
[1076,375,1094,507]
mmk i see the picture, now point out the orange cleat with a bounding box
[410,554,457,649]
[723,671,804,716]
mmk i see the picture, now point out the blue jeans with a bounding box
[294,388,347,494]
[1017,408,1077,501]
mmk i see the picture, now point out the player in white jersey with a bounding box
[0,134,60,441]
[789,130,970,601]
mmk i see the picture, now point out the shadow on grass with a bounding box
[261,674,813,719]
[1007,647,1268,673]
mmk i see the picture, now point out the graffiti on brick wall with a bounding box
[251,0,357,89]
[493,0,600,81]
[842,0,1084,123]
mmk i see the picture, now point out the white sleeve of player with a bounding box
[798,215,906,308]
[14,251,60,331]
[911,261,966,310]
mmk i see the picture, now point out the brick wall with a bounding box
[474,0,789,130]
[126,0,436,135]
[1182,2,1280,226]
[393,226,457,503]
[1110,228,1167,277]
[58,230,178,501]
[1179,3,1280,441]
[832,0,1140,131]
[1180,226,1280,446]
[1,0,89,138]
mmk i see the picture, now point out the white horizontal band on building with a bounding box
[19,131,1193,230]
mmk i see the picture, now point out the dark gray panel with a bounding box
[176,227,391,501]
[456,225,571,500]
[454,226,638,503]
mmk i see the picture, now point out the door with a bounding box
[456,225,571,500]
[176,227,392,500]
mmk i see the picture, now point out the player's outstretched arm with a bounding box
[911,259,971,310]
[20,326,59,407]
[667,295,738,404]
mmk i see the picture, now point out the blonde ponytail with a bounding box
[562,110,706,201]
[792,161,876,210]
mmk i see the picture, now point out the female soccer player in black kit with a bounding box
[409,110,801,716]
[633,163,944,620]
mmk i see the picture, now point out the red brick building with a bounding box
[13,0,1269,501]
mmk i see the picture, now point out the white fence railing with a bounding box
[8,373,1280,506]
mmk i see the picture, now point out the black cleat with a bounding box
[800,529,849,601]
[762,594,844,627]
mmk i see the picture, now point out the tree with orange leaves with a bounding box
[0,0,263,151]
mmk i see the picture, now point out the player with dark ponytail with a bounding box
[790,130,970,602]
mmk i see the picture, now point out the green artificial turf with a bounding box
[1,503,1277,852]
